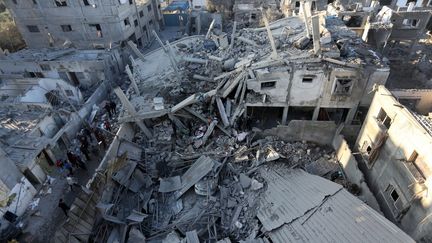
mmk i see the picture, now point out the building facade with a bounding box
[0,48,123,88]
[4,0,163,49]
[355,85,432,241]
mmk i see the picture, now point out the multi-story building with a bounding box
[355,85,432,241]
[3,0,163,49]
[0,48,123,88]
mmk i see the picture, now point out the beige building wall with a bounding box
[355,85,432,241]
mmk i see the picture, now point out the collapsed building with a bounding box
[355,85,432,241]
[3,0,163,49]
[330,0,432,58]
[48,14,422,242]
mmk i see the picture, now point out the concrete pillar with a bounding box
[263,14,278,59]
[282,106,289,125]
[312,15,321,55]
[114,87,153,139]
[125,64,140,95]
[312,106,320,121]
[301,1,311,38]
[345,106,358,124]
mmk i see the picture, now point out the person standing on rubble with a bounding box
[109,101,117,116]
[66,176,80,192]
[79,138,91,161]
[104,119,112,131]
[58,199,70,216]
[93,128,107,149]
[82,127,94,142]
[67,151,87,170]
[104,101,112,119]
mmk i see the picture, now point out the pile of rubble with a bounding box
[91,125,350,242]
[60,15,388,242]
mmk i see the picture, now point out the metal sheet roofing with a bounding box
[258,168,414,243]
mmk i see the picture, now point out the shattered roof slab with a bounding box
[258,168,414,243]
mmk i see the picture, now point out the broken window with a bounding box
[402,19,420,28]
[12,0,17,4]
[89,24,103,37]
[261,81,276,89]
[28,72,44,78]
[149,20,153,25]
[40,64,51,71]
[380,0,392,5]
[384,184,405,217]
[251,13,257,20]
[129,0,133,4]
[295,1,300,7]
[61,25,72,32]
[27,25,40,32]
[332,77,353,95]
[391,189,399,201]
[302,76,314,83]
[124,18,131,27]
[147,4,152,11]
[311,1,317,11]
[134,19,138,27]
[55,0,67,7]
[405,151,430,182]
[139,10,144,17]
[377,108,392,129]
[33,0,37,4]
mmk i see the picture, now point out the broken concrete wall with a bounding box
[247,71,291,104]
[259,120,338,145]
[95,122,136,175]
[332,134,381,211]
[0,177,37,217]
[19,78,83,104]
[388,10,432,39]
[354,86,432,241]
[0,148,24,193]
[0,49,122,88]
[281,0,327,17]
[391,89,432,115]
[360,67,390,106]
[289,69,326,106]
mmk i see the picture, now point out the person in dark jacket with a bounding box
[58,199,70,216]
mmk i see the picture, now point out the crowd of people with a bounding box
[57,99,117,216]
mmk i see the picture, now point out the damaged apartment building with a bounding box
[113,13,390,131]
[49,12,425,243]
[355,85,432,241]
[0,48,123,89]
[329,0,432,57]
[3,0,163,49]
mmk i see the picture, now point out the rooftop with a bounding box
[0,106,53,170]
[0,48,113,62]
[258,167,414,243]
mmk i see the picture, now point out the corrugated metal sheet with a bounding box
[175,156,214,199]
[258,168,342,231]
[258,168,414,243]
